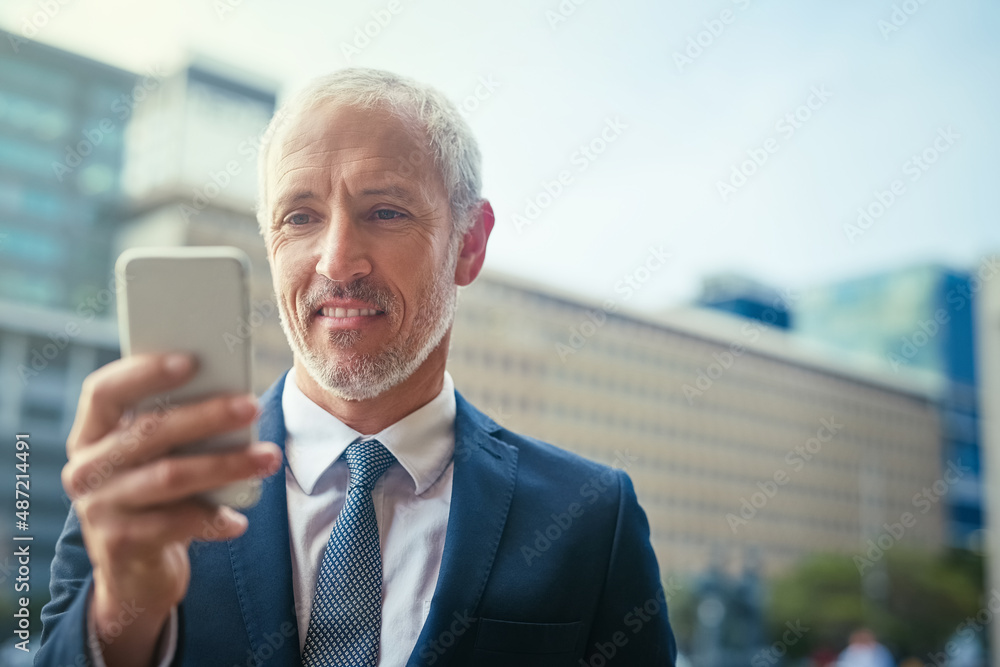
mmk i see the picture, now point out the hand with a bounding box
[61,353,283,667]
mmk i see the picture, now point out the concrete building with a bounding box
[447,271,947,577]
[114,58,291,393]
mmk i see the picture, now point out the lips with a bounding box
[315,299,385,321]
[306,283,392,326]
[319,306,381,318]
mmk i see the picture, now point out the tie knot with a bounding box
[344,439,395,492]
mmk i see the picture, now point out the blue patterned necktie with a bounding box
[302,438,396,667]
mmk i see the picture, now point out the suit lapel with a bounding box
[227,371,302,664]
[221,375,517,666]
[407,391,519,667]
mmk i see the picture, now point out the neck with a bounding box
[292,333,450,434]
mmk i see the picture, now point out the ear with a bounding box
[453,200,495,287]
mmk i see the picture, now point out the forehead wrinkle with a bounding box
[348,166,445,206]
[279,118,426,157]
[277,151,408,174]
[268,107,446,214]
[272,167,439,211]
[272,154,385,192]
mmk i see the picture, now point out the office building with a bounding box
[447,271,946,576]
[0,30,136,629]
[0,300,119,619]
[0,29,136,309]
[794,263,983,548]
[698,272,792,330]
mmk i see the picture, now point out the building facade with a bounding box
[0,300,119,622]
[0,30,137,639]
[0,29,137,309]
[795,263,984,549]
[447,272,946,577]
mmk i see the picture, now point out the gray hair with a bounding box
[255,68,483,238]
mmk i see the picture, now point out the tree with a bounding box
[766,548,984,661]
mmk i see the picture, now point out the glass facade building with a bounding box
[0,29,137,309]
[795,264,983,548]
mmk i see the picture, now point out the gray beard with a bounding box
[277,237,460,401]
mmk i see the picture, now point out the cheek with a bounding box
[399,263,443,317]
[270,243,312,292]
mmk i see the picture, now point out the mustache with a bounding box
[301,277,395,314]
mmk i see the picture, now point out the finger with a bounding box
[64,392,261,497]
[83,501,249,565]
[70,353,197,449]
[121,502,250,547]
[105,443,282,510]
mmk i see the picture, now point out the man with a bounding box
[38,68,675,666]
[836,628,894,667]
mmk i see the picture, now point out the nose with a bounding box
[315,209,372,283]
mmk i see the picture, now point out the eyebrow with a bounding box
[361,185,417,201]
[271,184,421,222]
[274,190,316,211]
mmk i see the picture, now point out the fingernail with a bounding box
[220,506,247,528]
[255,444,282,475]
[230,395,257,419]
[164,354,193,376]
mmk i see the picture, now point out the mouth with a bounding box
[318,307,383,319]
[313,302,387,331]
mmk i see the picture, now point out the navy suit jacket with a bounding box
[38,372,676,666]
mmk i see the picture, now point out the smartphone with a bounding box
[115,246,262,509]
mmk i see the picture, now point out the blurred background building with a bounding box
[980,269,1000,662]
[0,29,135,308]
[0,33,292,622]
[450,272,945,577]
[0,28,136,608]
[113,56,291,391]
[699,266,984,551]
[796,265,983,550]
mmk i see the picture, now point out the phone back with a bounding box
[116,246,255,454]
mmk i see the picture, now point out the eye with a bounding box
[285,212,313,226]
[373,209,405,221]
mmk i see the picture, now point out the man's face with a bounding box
[263,102,460,401]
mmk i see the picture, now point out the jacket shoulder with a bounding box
[456,389,630,505]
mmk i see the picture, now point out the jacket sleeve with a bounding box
[36,507,185,667]
[582,470,677,666]
[35,505,96,666]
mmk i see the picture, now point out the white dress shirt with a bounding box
[89,368,455,667]
[283,366,456,665]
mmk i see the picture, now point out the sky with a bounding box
[2,0,998,313]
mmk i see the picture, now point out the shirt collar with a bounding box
[282,367,456,496]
